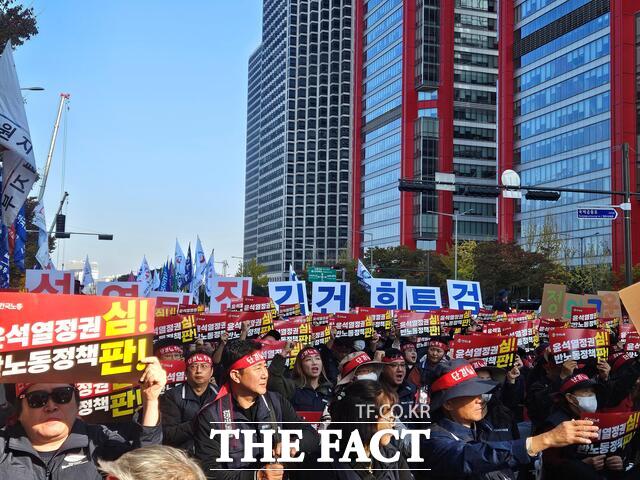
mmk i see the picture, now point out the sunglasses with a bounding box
[20,386,76,409]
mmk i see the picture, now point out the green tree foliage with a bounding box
[236,258,268,293]
[0,0,38,49]
[9,197,56,289]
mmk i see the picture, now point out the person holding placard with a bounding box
[0,357,166,479]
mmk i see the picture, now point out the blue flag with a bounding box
[159,261,169,292]
[0,223,9,288]
[13,206,26,271]
[183,243,193,290]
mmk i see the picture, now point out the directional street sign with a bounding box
[577,208,618,220]
[307,266,336,282]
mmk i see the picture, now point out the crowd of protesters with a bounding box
[0,303,639,480]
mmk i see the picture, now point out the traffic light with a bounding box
[525,190,561,201]
[462,186,500,198]
[55,214,70,238]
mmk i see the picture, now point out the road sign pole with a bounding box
[623,143,633,286]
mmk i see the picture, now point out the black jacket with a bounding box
[0,418,161,479]
[417,417,532,480]
[267,354,333,412]
[316,444,413,480]
[160,382,218,451]
[194,390,320,480]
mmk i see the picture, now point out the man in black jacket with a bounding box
[0,356,165,479]
[160,352,218,452]
[194,339,320,480]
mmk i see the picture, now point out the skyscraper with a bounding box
[498,0,640,269]
[351,0,499,259]
[243,0,353,277]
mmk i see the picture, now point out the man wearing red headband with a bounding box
[193,339,319,480]
[419,337,450,386]
[0,358,166,479]
[379,348,417,423]
[417,360,600,480]
[155,340,185,361]
[160,352,218,452]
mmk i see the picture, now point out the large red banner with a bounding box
[0,292,155,383]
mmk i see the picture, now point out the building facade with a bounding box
[352,0,499,259]
[243,0,353,277]
[499,0,640,268]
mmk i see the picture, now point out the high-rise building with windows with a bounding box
[352,0,499,258]
[498,0,640,268]
[243,0,353,277]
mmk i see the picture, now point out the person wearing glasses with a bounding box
[160,352,218,452]
[0,357,166,479]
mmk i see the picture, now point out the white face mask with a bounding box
[481,393,493,403]
[356,372,378,382]
[575,394,598,413]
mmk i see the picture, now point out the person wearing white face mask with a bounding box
[541,373,637,479]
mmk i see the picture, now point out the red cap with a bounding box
[431,364,478,393]
[559,374,596,394]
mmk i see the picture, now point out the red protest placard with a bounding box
[396,311,440,337]
[476,309,496,322]
[0,293,155,384]
[311,325,331,346]
[500,321,540,352]
[77,382,137,423]
[434,308,471,335]
[356,307,393,330]
[548,328,609,364]
[161,359,187,388]
[278,304,302,319]
[332,313,374,338]
[257,339,300,368]
[507,313,533,323]
[619,323,638,343]
[228,296,277,317]
[311,312,333,326]
[451,334,518,368]
[482,322,504,335]
[579,411,640,458]
[273,317,313,343]
[226,311,274,339]
[571,306,599,329]
[624,332,640,357]
[538,318,569,342]
[196,313,228,341]
[296,411,323,429]
[598,317,620,332]
[154,314,197,344]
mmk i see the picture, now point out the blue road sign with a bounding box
[577,208,618,220]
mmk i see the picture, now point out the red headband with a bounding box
[559,374,591,394]
[15,383,33,397]
[186,353,213,367]
[298,348,321,361]
[382,354,405,363]
[158,345,183,356]
[401,343,416,352]
[429,341,449,351]
[214,351,267,401]
[431,364,477,393]
[229,351,266,371]
[341,352,371,377]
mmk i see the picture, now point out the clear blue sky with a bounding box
[14,0,263,278]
